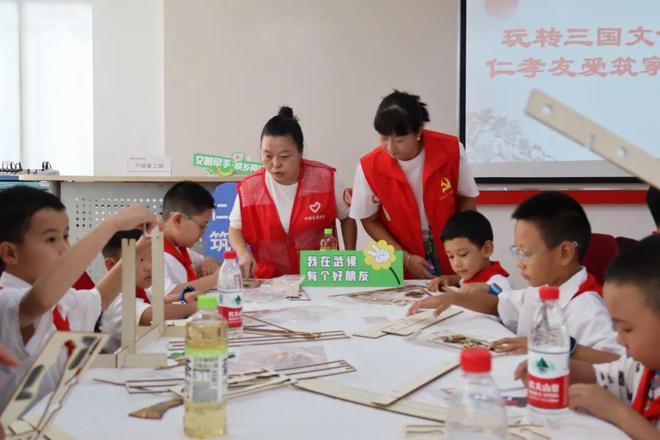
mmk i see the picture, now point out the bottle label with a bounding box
[184,348,227,403]
[219,292,243,328]
[527,349,569,409]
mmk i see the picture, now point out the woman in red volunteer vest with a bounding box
[228,106,357,278]
[350,91,479,279]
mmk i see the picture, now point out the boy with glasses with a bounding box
[409,191,622,363]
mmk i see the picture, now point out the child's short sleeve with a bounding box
[594,356,642,404]
[487,274,512,292]
[496,288,525,333]
[59,288,102,332]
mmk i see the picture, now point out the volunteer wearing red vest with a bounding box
[229,106,357,278]
[350,90,479,279]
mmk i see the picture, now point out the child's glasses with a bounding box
[509,241,579,262]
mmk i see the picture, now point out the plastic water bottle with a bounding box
[217,250,243,338]
[445,348,508,440]
[527,286,570,424]
[184,294,228,438]
[319,228,339,250]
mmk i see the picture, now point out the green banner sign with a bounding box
[193,152,262,176]
[300,240,404,287]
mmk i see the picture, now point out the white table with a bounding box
[40,284,630,439]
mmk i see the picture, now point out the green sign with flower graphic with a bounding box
[300,240,404,287]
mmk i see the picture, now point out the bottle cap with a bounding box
[197,294,217,311]
[539,286,560,300]
[460,348,491,373]
[324,228,333,235]
[224,250,237,259]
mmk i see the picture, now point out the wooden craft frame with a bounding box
[1,332,108,440]
[127,359,356,419]
[93,233,168,368]
[293,379,448,422]
[525,89,660,188]
[404,423,551,440]
[329,285,430,306]
[372,359,460,407]
[354,308,463,339]
[167,329,349,351]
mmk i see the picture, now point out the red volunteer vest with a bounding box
[239,159,337,277]
[164,239,198,282]
[360,130,460,278]
[570,273,603,300]
[463,261,509,284]
[632,368,660,422]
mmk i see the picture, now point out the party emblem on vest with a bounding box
[440,177,452,194]
[309,201,322,213]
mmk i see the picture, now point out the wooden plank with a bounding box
[120,239,137,352]
[293,379,448,422]
[525,89,660,188]
[150,232,165,331]
[404,423,551,439]
[354,308,463,339]
[372,359,460,406]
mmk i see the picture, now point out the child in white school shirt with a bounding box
[100,229,197,353]
[0,186,156,410]
[410,191,623,363]
[160,181,221,299]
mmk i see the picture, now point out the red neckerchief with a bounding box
[463,261,509,284]
[136,288,151,304]
[570,273,603,299]
[164,239,197,282]
[632,367,660,422]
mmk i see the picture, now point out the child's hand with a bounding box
[237,251,257,279]
[184,290,200,304]
[405,254,435,279]
[427,276,454,292]
[490,336,528,354]
[198,257,220,277]
[109,204,157,232]
[569,384,627,423]
[513,360,528,385]
[407,292,456,316]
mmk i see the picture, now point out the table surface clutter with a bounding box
[36,283,629,440]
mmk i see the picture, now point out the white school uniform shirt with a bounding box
[497,267,622,354]
[164,248,204,296]
[0,272,101,411]
[349,143,480,227]
[229,171,351,233]
[594,356,660,428]
[100,290,152,353]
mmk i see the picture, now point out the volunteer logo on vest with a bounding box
[305,200,326,222]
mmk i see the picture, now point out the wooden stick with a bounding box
[372,359,460,406]
[241,313,296,333]
[129,398,183,420]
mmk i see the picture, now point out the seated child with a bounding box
[161,181,221,298]
[517,235,660,437]
[409,191,622,361]
[100,230,198,353]
[427,210,511,295]
[0,186,155,409]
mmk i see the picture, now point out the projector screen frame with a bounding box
[458,0,640,185]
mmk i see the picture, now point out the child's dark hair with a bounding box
[441,211,494,247]
[102,229,142,259]
[512,191,591,261]
[605,235,660,312]
[0,186,66,270]
[647,186,660,227]
[373,90,430,136]
[261,106,304,152]
[162,181,214,220]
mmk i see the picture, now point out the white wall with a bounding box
[92,0,164,175]
[163,0,460,186]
